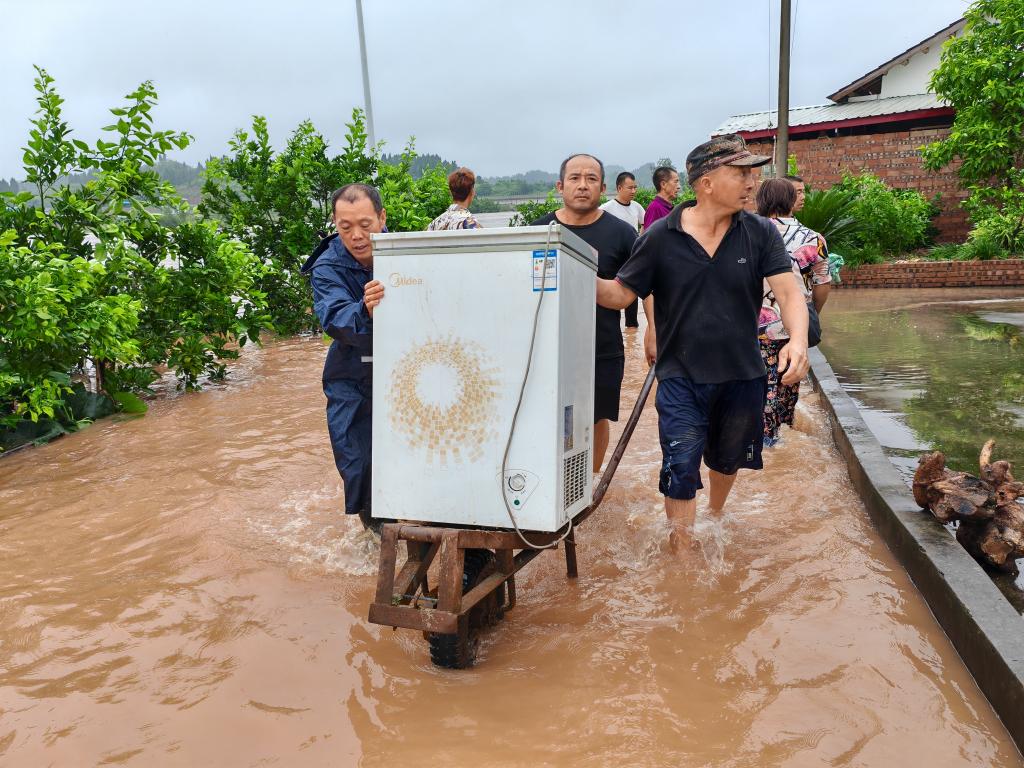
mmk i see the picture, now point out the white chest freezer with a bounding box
[370,225,597,532]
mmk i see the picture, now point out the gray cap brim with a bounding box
[727,152,772,168]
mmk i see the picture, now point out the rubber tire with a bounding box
[428,549,494,669]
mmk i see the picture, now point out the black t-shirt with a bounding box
[616,200,792,384]
[532,210,637,361]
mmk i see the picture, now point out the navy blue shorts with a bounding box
[656,376,767,500]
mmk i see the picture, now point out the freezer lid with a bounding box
[370,225,598,271]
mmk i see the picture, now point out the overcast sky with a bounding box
[1,0,969,180]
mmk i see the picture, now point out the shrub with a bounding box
[509,190,561,226]
[961,173,1024,253]
[835,172,937,254]
[842,245,887,267]
[925,243,969,261]
[0,65,268,444]
[963,230,1010,261]
[0,230,141,429]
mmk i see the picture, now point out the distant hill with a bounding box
[1,159,206,206]
[0,153,679,206]
[380,152,457,179]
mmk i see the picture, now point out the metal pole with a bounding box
[355,0,376,147]
[775,0,791,177]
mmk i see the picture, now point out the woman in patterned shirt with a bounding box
[427,167,482,231]
[756,178,831,446]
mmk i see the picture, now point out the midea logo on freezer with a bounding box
[389,273,423,287]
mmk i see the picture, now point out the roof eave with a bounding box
[734,106,955,140]
[827,17,966,103]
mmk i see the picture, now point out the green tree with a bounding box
[200,115,359,334]
[0,230,141,430]
[201,110,450,332]
[376,139,451,231]
[1,66,268,420]
[922,0,1024,250]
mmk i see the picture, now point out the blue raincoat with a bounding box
[301,234,373,515]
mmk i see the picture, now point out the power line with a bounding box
[792,0,799,55]
[766,0,774,127]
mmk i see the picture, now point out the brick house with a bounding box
[713,18,968,242]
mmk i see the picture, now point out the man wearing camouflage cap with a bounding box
[597,134,809,556]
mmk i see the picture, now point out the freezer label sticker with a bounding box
[563,404,574,451]
[532,250,558,291]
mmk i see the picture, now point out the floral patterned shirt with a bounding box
[759,217,830,341]
[427,204,481,231]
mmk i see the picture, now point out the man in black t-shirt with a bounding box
[596,135,809,555]
[533,153,638,473]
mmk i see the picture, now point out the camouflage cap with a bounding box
[685,134,771,186]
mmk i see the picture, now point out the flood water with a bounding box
[1,325,1021,766]
[818,288,1024,480]
[818,287,1024,610]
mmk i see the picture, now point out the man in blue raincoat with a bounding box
[301,183,387,531]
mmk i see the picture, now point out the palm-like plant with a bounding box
[795,188,864,251]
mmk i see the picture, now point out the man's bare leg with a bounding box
[664,470,738,553]
[665,497,697,554]
[593,419,610,473]
[707,469,738,516]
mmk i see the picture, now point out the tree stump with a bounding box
[913,440,1024,573]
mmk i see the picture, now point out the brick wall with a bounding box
[747,126,969,242]
[837,259,1024,288]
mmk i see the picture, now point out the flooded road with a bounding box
[1,328,1021,766]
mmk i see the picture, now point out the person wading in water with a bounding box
[596,135,809,555]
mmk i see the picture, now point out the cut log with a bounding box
[913,451,948,508]
[956,510,1024,572]
[929,477,994,522]
[915,441,1024,572]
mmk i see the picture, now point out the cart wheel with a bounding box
[428,549,494,669]
[427,624,478,669]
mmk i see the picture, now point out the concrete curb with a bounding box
[809,347,1024,753]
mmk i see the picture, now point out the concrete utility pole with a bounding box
[775,0,791,176]
[355,0,376,146]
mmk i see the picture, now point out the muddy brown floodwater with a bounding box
[1,328,1022,767]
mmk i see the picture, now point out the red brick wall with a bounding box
[747,126,969,242]
[837,259,1024,288]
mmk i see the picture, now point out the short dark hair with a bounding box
[756,178,798,217]
[784,175,804,184]
[331,183,383,215]
[559,153,604,183]
[615,171,635,189]
[448,167,476,201]
[652,166,678,193]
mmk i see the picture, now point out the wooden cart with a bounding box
[368,366,656,667]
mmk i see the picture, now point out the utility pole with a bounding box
[775,0,791,177]
[355,0,376,146]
